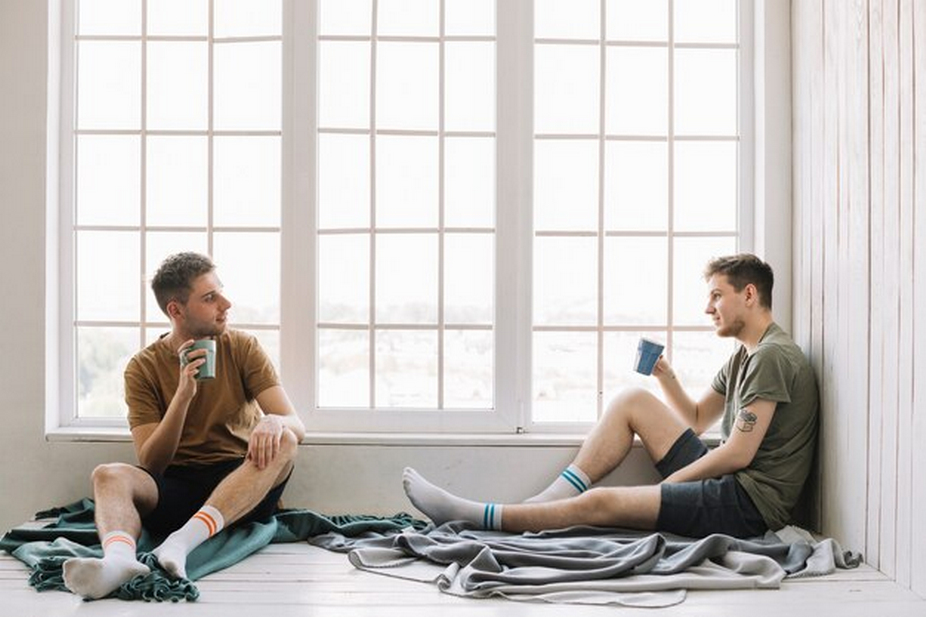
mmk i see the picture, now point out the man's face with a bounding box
[175,271,232,338]
[704,274,748,338]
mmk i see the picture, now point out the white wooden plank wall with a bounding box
[791,0,925,599]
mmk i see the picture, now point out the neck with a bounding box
[738,312,774,353]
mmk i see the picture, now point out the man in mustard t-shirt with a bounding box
[404,253,819,538]
[63,252,305,599]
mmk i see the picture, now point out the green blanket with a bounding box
[0,499,425,602]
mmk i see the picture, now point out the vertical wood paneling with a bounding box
[793,0,926,598]
[865,0,884,571]
[895,0,915,590]
[879,0,900,579]
[911,0,926,598]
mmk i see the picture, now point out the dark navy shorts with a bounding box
[655,429,768,538]
[140,458,291,538]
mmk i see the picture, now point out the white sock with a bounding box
[63,531,150,599]
[524,464,591,503]
[152,505,224,579]
[402,467,503,530]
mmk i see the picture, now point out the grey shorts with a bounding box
[655,429,767,538]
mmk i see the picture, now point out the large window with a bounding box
[58,0,750,434]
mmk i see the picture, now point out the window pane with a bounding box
[445,0,494,36]
[444,329,493,409]
[376,42,439,131]
[603,331,663,400]
[674,141,737,232]
[533,332,597,423]
[77,231,140,321]
[213,136,281,227]
[534,140,598,232]
[318,329,370,407]
[535,0,598,39]
[77,327,138,418]
[147,0,208,36]
[377,0,439,36]
[318,41,371,130]
[318,234,370,324]
[77,135,140,226]
[213,232,280,324]
[672,330,737,400]
[375,330,438,408]
[78,0,140,35]
[603,237,668,325]
[672,236,736,326]
[604,141,667,231]
[145,232,209,320]
[444,233,493,325]
[77,41,141,130]
[674,0,736,44]
[375,234,438,323]
[444,42,495,133]
[534,44,599,134]
[319,0,372,35]
[318,134,370,229]
[534,237,596,326]
[214,0,281,37]
[606,0,667,42]
[375,136,438,228]
[214,41,281,130]
[146,136,207,227]
[444,137,495,228]
[147,42,208,130]
[605,47,667,136]
[674,49,736,136]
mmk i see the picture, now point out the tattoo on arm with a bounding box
[735,408,757,432]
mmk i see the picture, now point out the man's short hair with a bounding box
[703,253,774,310]
[151,252,216,316]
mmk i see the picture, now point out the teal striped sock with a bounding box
[524,464,591,503]
[481,503,503,530]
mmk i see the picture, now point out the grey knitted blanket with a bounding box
[311,522,862,608]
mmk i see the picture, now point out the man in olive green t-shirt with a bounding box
[63,252,306,600]
[403,253,819,538]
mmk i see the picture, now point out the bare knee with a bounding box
[91,462,136,490]
[604,387,654,420]
[277,428,299,463]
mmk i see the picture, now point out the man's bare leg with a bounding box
[404,467,661,532]
[63,464,159,599]
[525,388,691,503]
[152,429,298,579]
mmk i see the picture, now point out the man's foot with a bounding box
[402,467,502,529]
[152,540,188,579]
[63,555,150,600]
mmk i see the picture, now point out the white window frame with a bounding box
[48,0,783,439]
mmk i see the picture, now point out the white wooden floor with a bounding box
[2,543,925,617]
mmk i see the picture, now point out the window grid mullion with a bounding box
[595,0,606,420]
[368,0,379,409]
[139,0,148,349]
[666,0,676,366]
[207,0,215,259]
[437,0,446,410]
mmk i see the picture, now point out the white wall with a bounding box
[792,0,926,598]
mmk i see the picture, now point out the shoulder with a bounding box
[125,335,170,378]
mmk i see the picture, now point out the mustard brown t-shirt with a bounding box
[711,323,819,530]
[125,329,280,467]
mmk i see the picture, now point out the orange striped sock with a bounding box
[152,506,225,579]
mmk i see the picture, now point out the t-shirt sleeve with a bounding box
[237,333,281,399]
[711,352,735,395]
[737,345,794,408]
[124,359,163,429]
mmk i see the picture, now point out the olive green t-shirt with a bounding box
[711,323,819,530]
[125,329,280,467]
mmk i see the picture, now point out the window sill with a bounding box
[46,427,722,447]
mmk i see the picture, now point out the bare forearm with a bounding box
[137,398,191,474]
[277,413,305,442]
[656,370,698,427]
[663,443,747,484]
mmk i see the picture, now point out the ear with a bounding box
[166,299,184,321]
[743,283,759,306]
